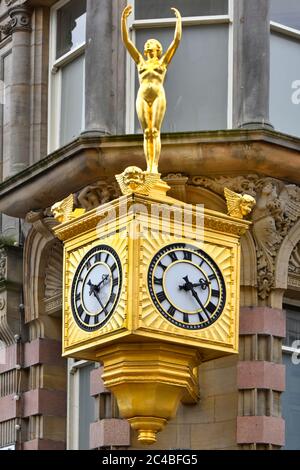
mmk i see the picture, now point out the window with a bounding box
[270,1,300,138]
[282,306,300,450]
[48,0,86,152]
[0,51,12,180]
[67,360,95,450]
[127,0,233,134]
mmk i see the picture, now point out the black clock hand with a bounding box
[179,276,207,314]
[93,290,108,315]
[97,274,110,290]
[190,287,207,314]
[87,280,108,315]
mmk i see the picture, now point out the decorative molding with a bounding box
[190,176,300,300]
[0,249,7,280]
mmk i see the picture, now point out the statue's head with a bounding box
[123,166,145,191]
[240,194,256,216]
[144,39,163,59]
[51,201,65,224]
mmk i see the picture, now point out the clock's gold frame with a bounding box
[54,193,250,444]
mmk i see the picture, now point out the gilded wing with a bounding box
[51,194,75,224]
[116,173,130,195]
[140,173,160,195]
[224,188,243,219]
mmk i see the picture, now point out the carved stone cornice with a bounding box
[190,175,300,300]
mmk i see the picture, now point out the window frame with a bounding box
[125,0,234,133]
[67,359,94,450]
[48,0,86,153]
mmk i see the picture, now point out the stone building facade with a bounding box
[0,0,299,450]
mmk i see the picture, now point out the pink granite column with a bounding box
[237,307,286,449]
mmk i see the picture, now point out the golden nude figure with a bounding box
[121,5,182,174]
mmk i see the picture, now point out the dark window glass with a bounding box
[283,307,300,348]
[282,353,300,450]
[56,0,86,59]
[271,0,300,31]
[135,24,228,133]
[135,0,228,20]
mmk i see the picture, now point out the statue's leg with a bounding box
[150,96,166,173]
[136,97,154,172]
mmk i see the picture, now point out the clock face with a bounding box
[71,245,122,332]
[148,243,226,330]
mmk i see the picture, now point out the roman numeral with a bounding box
[158,262,167,271]
[208,274,216,281]
[105,253,110,263]
[75,293,81,302]
[77,305,84,317]
[156,291,167,303]
[199,259,205,267]
[95,252,101,263]
[211,289,219,298]
[169,252,178,262]
[112,278,119,287]
[83,314,91,325]
[168,305,176,317]
[154,277,163,286]
[110,263,117,273]
[86,259,92,269]
[206,302,216,315]
[183,313,189,324]
[184,251,192,261]
[110,293,116,304]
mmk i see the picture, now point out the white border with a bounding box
[125,0,234,133]
[48,0,86,153]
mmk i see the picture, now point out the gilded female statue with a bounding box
[121,5,182,174]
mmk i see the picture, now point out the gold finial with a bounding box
[224,188,256,219]
[51,194,85,224]
[121,5,182,174]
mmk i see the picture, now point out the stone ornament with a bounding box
[0,248,7,280]
[191,175,300,300]
[77,181,120,211]
[224,188,256,219]
[0,4,32,38]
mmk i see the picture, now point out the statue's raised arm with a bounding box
[121,5,142,64]
[162,8,182,66]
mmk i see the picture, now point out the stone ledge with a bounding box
[0,394,20,423]
[237,416,285,446]
[23,389,66,418]
[90,419,131,449]
[22,439,65,451]
[237,361,285,392]
[90,367,109,396]
[2,129,300,218]
[23,339,65,368]
[239,307,286,338]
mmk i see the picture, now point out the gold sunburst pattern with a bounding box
[63,232,129,358]
[135,229,239,356]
